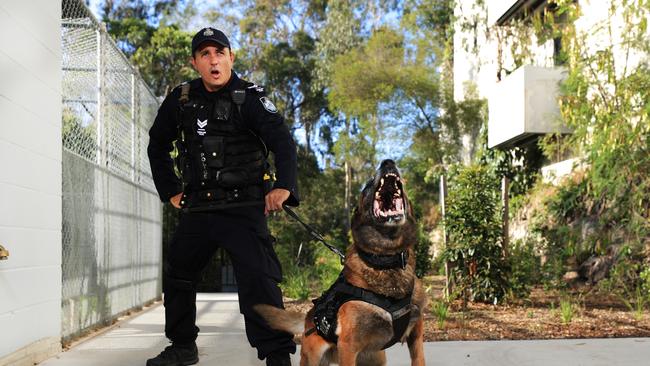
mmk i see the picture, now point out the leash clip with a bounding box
[400,251,407,269]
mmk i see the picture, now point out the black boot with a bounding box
[146,342,198,366]
[266,351,291,366]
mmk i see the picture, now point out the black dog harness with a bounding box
[310,249,412,349]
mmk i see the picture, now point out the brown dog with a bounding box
[256,159,426,366]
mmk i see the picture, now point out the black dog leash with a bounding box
[282,205,346,263]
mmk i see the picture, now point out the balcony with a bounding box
[487,65,571,149]
[487,0,551,25]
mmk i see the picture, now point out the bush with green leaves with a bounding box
[539,0,649,257]
[313,243,344,294]
[598,249,650,319]
[507,238,542,299]
[280,268,311,301]
[442,164,509,304]
[414,223,433,278]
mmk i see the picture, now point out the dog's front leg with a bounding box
[336,340,359,366]
[336,305,359,366]
[300,331,332,366]
[406,316,425,366]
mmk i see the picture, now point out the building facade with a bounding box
[453,0,647,180]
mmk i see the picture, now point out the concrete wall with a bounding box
[0,1,63,365]
[487,65,571,148]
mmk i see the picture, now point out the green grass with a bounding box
[620,286,648,321]
[432,300,449,329]
[559,298,574,325]
[280,269,311,301]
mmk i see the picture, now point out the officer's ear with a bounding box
[228,48,235,63]
[189,55,198,71]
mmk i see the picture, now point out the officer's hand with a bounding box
[170,192,183,209]
[265,188,290,215]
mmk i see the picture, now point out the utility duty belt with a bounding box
[180,185,267,212]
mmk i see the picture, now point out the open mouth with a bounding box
[372,172,405,223]
[210,69,220,77]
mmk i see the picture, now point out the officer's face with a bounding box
[191,42,235,92]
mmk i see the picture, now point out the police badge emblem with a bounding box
[203,28,214,36]
[260,97,278,113]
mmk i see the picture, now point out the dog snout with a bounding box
[378,159,399,176]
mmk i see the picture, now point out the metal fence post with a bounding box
[95,26,103,166]
[131,72,137,182]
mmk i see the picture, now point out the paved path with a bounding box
[40,293,650,366]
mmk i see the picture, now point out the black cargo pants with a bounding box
[163,206,296,360]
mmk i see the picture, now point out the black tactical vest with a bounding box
[175,82,271,211]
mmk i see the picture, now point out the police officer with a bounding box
[146,27,297,366]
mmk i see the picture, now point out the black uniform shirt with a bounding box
[147,73,299,207]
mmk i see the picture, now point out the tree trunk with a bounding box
[344,159,351,236]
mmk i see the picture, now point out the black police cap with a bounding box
[191,27,231,54]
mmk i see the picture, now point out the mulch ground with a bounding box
[284,276,650,342]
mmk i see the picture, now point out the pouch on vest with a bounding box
[213,98,231,121]
[202,136,225,168]
[217,167,249,189]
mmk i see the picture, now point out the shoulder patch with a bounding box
[247,84,265,93]
[173,80,198,93]
[260,97,278,113]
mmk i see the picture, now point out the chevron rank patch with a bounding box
[260,97,278,113]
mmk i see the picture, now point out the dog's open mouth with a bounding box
[373,172,405,223]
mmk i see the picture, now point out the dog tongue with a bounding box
[373,197,405,218]
[394,198,403,212]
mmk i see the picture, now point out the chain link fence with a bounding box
[61,0,162,341]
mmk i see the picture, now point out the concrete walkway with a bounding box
[40,293,650,366]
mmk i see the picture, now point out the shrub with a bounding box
[313,243,343,293]
[415,224,433,278]
[442,164,509,304]
[600,256,650,320]
[280,268,311,301]
[507,238,542,299]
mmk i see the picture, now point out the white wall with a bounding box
[0,1,63,365]
[454,0,647,102]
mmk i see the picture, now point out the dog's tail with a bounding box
[253,304,305,335]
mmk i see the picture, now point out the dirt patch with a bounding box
[284,276,650,342]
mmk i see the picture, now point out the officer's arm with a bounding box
[245,92,299,207]
[147,90,183,203]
